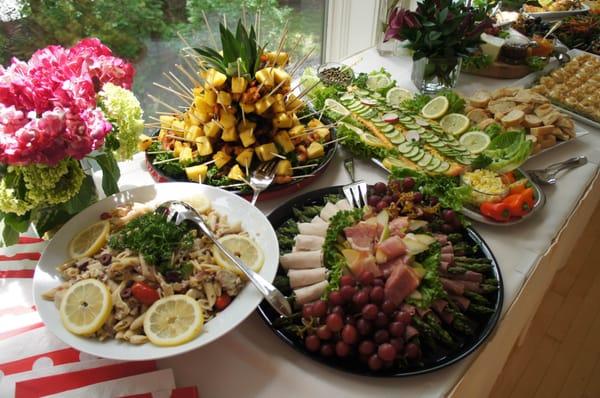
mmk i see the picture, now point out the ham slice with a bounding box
[335,199,352,211]
[384,262,421,306]
[449,294,470,311]
[294,280,328,305]
[441,277,464,295]
[293,235,325,251]
[375,236,407,264]
[431,299,448,314]
[450,270,483,283]
[280,250,322,269]
[389,217,409,237]
[343,250,382,277]
[456,279,482,293]
[344,222,378,251]
[298,222,328,237]
[440,261,450,272]
[434,234,448,245]
[439,310,454,325]
[320,202,339,222]
[288,267,327,289]
[380,256,404,278]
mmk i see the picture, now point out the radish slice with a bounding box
[382,113,399,123]
[360,98,378,106]
[406,130,420,142]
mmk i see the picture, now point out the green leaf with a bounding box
[0,219,20,247]
[4,212,30,233]
[63,175,97,214]
[89,151,120,196]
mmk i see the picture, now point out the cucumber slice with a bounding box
[371,92,383,99]
[347,103,362,111]
[417,153,433,167]
[391,135,407,144]
[426,157,442,171]
[405,146,420,158]
[381,125,395,133]
[411,150,426,162]
[429,141,445,148]
[355,89,370,96]
[397,141,413,153]
[436,161,450,173]
[400,116,413,123]
[385,130,401,138]
[425,135,440,143]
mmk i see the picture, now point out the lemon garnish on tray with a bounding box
[60,279,113,336]
[421,96,449,119]
[440,113,470,136]
[386,87,413,107]
[460,131,491,154]
[143,295,204,347]
[68,220,110,259]
[212,235,264,273]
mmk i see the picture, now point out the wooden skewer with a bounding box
[153,158,180,165]
[242,5,247,28]
[176,31,193,52]
[298,110,320,120]
[166,134,195,143]
[266,78,289,98]
[147,94,183,115]
[175,64,202,88]
[271,22,289,67]
[147,151,172,155]
[270,152,287,160]
[155,111,178,116]
[323,136,347,146]
[168,71,194,96]
[289,47,315,77]
[293,123,338,138]
[152,82,194,102]
[202,10,219,49]
[163,72,193,96]
[223,14,227,30]
[292,164,317,170]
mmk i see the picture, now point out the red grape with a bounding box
[316,325,333,340]
[320,343,334,357]
[358,340,376,355]
[442,209,457,224]
[358,271,375,286]
[375,312,389,328]
[429,196,439,206]
[381,300,396,315]
[374,330,390,344]
[377,343,397,361]
[390,337,404,353]
[361,304,378,320]
[352,291,369,307]
[412,191,423,203]
[312,300,327,318]
[340,285,356,301]
[373,182,387,195]
[331,305,345,317]
[404,343,421,360]
[305,335,320,352]
[382,195,393,204]
[370,286,384,303]
[368,354,383,371]
[335,341,351,358]
[302,304,313,319]
[341,324,359,345]
[344,315,357,326]
[389,321,406,337]
[395,311,412,324]
[391,193,400,202]
[340,274,355,287]
[372,278,384,287]
[367,195,382,207]
[356,318,373,336]
[328,290,343,306]
[376,201,388,212]
[402,177,415,191]
[326,313,344,332]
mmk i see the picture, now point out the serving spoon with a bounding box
[527,156,587,185]
[155,200,292,317]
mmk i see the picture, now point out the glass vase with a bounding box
[411,57,462,94]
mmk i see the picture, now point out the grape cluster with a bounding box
[301,271,421,371]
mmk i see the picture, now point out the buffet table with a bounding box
[102,47,599,397]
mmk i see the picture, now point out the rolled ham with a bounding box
[288,267,327,289]
[441,277,464,295]
[294,235,325,251]
[294,280,328,305]
[298,222,328,237]
[280,250,322,269]
[335,199,352,211]
[389,217,409,237]
[320,202,339,222]
[449,294,470,311]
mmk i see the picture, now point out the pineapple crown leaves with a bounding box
[194,20,267,78]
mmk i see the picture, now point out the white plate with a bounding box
[33,182,279,361]
[523,3,589,20]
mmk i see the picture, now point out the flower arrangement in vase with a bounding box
[385,0,493,93]
[0,38,144,245]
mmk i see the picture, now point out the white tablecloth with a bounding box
[111,48,600,397]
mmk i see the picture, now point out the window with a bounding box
[0,0,326,115]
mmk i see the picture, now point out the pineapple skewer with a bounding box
[167,71,194,96]
[147,95,183,115]
[175,64,202,88]
[152,82,194,102]
[163,72,193,97]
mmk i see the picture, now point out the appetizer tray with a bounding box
[522,3,590,20]
[515,49,600,129]
[256,185,504,377]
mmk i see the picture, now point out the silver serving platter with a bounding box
[371,158,547,226]
[522,3,589,21]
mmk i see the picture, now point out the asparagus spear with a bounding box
[467,304,495,315]
[292,208,311,222]
[484,277,499,286]
[425,313,455,347]
[464,291,490,305]
[447,266,467,275]
[454,256,492,264]
[480,284,499,294]
[453,262,493,272]
[446,307,474,336]
[447,233,464,244]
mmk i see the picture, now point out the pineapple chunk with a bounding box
[274,131,295,153]
[186,112,201,126]
[273,68,291,85]
[221,127,238,142]
[255,142,278,162]
[219,111,236,128]
[255,67,275,87]
[159,115,176,128]
[265,51,289,66]
[194,97,212,114]
[217,91,232,106]
[231,76,248,93]
[227,164,245,181]
[275,159,293,176]
[307,119,323,128]
[185,164,208,183]
[193,87,203,97]
[291,113,301,126]
[254,96,276,115]
[273,113,293,129]
[286,94,305,111]
[203,120,221,138]
[204,69,227,88]
[272,94,286,113]
[158,129,168,140]
[195,136,213,156]
[288,125,305,137]
[307,119,330,139]
[236,148,254,168]
[179,146,194,163]
[213,150,232,169]
[138,134,153,151]
[307,141,325,160]
[238,120,257,131]
[240,102,255,113]
[195,111,211,124]
[239,129,256,147]
[204,89,217,106]
[171,120,185,136]
[173,141,184,157]
[186,125,202,141]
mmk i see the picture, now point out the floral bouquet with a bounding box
[0,38,144,246]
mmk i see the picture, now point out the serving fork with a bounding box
[527,156,587,185]
[342,158,368,208]
[249,160,277,206]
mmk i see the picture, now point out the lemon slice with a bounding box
[459,131,491,154]
[421,96,449,119]
[184,194,211,214]
[366,73,392,91]
[324,98,351,118]
[60,279,113,336]
[212,235,264,273]
[68,220,110,259]
[386,87,413,107]
[440,113,471,136]
[143,295,204,347]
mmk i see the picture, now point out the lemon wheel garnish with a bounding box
[421,96,449,119]
[143,295,204,347]
[386,87,413,107]
[440,113,470,136]
[212,235,264,273]
[59,279,113,336]
[68,220,110,259]
[459,131,491,154]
